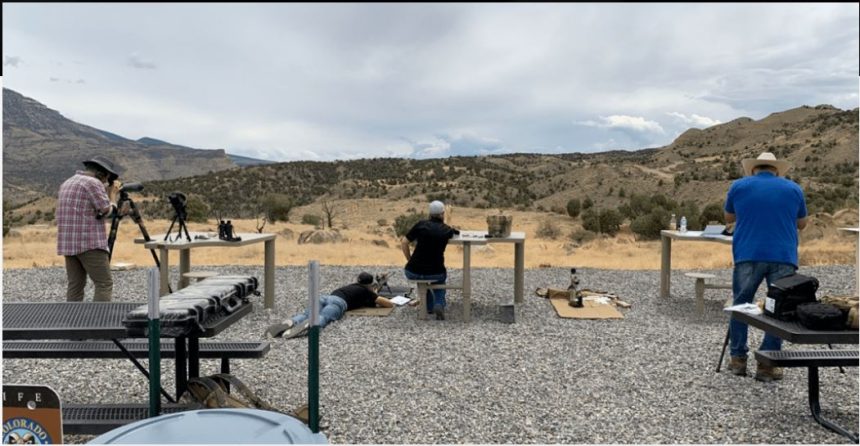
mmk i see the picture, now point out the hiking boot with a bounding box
[434,305,446,321]
[283,320,311,339]
[265,319,294,338]
[727,356,747,376]
[755,363,784,382]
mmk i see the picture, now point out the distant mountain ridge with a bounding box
[2,88,237,205]
[135,104,857,220]
[2,86,856,228]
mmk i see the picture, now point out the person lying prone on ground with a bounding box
[265,272,394,339]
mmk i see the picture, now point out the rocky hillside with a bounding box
[129,105,856,221]
[2,88,237,206]
[3,93,856,230]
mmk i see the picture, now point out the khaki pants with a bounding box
[65,250,112,302]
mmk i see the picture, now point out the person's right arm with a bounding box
[375,296,395,308]
[89,180,119,217]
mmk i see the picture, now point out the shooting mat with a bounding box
[549,298,624,319]
[346,306,395,317]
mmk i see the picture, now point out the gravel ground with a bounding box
[3,264,858,444]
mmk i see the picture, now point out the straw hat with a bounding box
[741,152,791,177]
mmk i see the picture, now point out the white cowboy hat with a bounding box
[741,152,791,177]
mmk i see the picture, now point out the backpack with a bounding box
[796,302,846,330]
[184,373,314,425]
[764,274,819,321]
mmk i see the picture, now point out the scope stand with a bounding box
[164,213,192,243]
[107,195,173,294]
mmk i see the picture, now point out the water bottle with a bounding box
[669,214,677,231]
[680,216,687,233]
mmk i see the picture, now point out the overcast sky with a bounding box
[3,3,858,162]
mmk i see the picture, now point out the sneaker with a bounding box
[283,320,311,339]
[434,305,446,321]
[755,363,784,382]
[265,320,294,338]
[727,356,747,376]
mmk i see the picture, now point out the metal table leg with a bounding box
[808,366,859,443]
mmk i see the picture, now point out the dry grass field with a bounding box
[3,199,857,270]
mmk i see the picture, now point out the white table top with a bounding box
[661,229,732,244]
[450,231,526,245]
[136,232,275,249]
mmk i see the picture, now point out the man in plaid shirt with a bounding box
[57,157,122,301]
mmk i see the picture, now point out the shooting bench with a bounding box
[756,349,859,442]
[409,280,464,320]
[3,340,269,375]
[684,272,731,315]
[3,340,269,435]
[729,310,859,442]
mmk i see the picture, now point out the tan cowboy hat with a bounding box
[741,152,791,177]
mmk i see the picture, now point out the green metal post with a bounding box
[147,268,161,417]
[308,261,320,433]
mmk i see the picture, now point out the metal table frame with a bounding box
[731,311,859,441]
[3,302,252,400]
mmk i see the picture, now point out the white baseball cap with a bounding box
[429,200,445,216]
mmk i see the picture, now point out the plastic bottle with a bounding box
[680,216,687,233]
[669,214,677,231]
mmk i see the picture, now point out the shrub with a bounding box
[698,203,725,227]
[259,193,293,222]
[582,197,594,210]
[582,209,622,236]
[184,195,210,223]
[536,219,562,239]
[566,198,581,218]
[394,212,426,237]
[630,208,670,240]
[377,218,388,226]
[569,228,597,244]
[301,214,322,226]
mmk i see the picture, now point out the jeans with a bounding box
[729,261,796,357]
[290,295,348,329]
[404,269,447,312]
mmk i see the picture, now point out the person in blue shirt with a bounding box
[724,152,807,382]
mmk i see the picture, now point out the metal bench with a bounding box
[684,272,731,315]
[62,403,199,435]
[3,340,269,376]
[755,349,859,442]
[409,280,464,320]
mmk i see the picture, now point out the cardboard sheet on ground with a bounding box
[346,306,395,317]
[549,298,624,319]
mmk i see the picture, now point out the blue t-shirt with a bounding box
[724,172,807,267]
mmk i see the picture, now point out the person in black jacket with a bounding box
[400,200,459,320]
[266,272,393,339]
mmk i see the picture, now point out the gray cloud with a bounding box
[4,56,22,67]
[2,3,857,161]
[128,52,156,70]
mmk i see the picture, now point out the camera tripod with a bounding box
[107,190,173,293]
[164,213,191,243]
[164,192,191,243]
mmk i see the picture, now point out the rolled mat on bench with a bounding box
[549,298,624,320]
[346,306,395,317]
